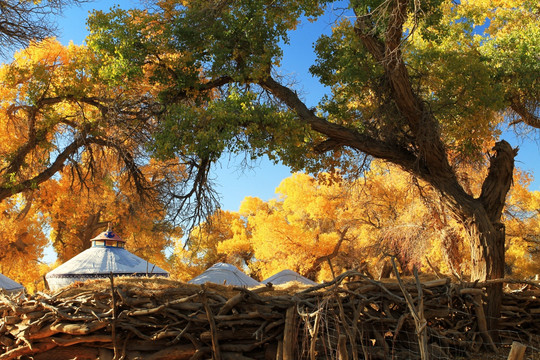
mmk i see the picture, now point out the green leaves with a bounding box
[151,88,309,166]
[483,20,540,104]
[88,1,331,84]
[87,8,152,83]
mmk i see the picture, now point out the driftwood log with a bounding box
[1,273,539,359]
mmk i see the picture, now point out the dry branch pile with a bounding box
[1,273,539,359]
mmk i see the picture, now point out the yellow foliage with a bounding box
[0,38,186,287]
[175,158,539,281]
[503,171,540,278]
[0,195,48,292]
[170,210,249,281]
[37,155,182,272]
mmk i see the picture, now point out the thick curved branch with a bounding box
[0,134,149,204]
[2,94,114,177]
[352,1,458,195]
[164,76,235,104]
[259,76,417,168]
[40,95,111,118]
[201,76,235,91]
[509,97,540,129]
[353,1,428,138]
[0,136,86,202]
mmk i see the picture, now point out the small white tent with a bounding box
[262,269,317,286]
[46,228,168,291]
[0,273,25,294]
[189,263,260,287]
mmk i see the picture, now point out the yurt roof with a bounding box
[0,273,24,292]
[262,269,317,286]
[46,247,168,279]
[189,263,260,287]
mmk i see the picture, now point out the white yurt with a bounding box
[262,269,317,286]
[189,263,260,287]
[46,227,169,291]
[0,273,25,295]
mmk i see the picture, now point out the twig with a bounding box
[201,290,221,360]
[109,273,118,360]
[391,257,429,360]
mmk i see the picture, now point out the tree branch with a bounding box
[0,136,86,202]
[384,0,409,67]
[509,97,540,129]
[84,137,149,198]
[305,227,350,277]
[259,76,417,168]
[479,140,518,222]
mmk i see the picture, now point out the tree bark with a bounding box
[471,140,516,327]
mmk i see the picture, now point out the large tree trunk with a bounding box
[468,213,506,284]
[442,140,515,328]
[467,211,506,329]
[262,71,517,328]
[470,140,516,328]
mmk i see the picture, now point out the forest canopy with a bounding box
[0,0,538,324]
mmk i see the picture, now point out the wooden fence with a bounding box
[1,272,539,359]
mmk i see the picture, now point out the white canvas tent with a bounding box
[189,263,260,287]
[46,228,168,291]
[0,273,24,294]
[262,269,317,286]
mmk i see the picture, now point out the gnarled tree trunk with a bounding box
[468,217,506,329]
[433,140,516,326]
[261,69,518,327]
[258,0,518,331]
[470,140,516,327]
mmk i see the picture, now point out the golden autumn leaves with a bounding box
[1,0,539,293]
[173,161,540,283]
[0,38,537,291]
[0,39,181,291]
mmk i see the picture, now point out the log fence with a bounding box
[0,273,539,359]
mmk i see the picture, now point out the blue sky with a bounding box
[3,0,538,265]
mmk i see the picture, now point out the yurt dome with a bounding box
[46,227,168,291]
[262,269,317,286]
[0,273,25,295]
[189,263,260,287]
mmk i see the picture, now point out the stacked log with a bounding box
[0,273,539,359]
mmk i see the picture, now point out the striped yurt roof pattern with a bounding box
[45,247,169,291]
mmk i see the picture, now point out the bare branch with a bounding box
[0,0,89,57]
